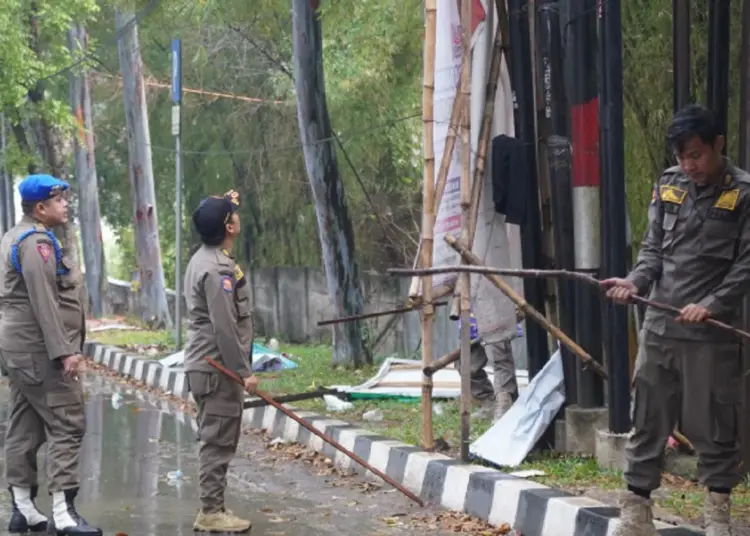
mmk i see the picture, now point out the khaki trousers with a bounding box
[626,330,741,491]
[188,371,245,513]
[1,351,85,491]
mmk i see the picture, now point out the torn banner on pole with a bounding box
[426,0,522,347]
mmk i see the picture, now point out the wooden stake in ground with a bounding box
[458,0,473,463]
[421,0,437,451]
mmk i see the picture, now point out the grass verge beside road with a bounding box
[87,327,750,527]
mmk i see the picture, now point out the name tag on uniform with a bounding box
[234,265,244,281]
[714,189,740,211]
[659,185,687,205]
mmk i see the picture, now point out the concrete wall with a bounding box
[106,267,528,365]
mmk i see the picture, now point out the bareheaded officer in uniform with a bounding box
[603,104,750,536]
[0,175,101,535]
[184,189,258,533]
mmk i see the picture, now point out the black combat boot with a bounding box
[8,485,48,533]
[47,488,101,536]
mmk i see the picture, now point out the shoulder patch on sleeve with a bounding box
[36,243,52,264]
[221,275,233,292]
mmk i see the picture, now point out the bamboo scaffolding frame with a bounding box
[421,0,437,451]
[395,242,697,453]
[458,0,473,462]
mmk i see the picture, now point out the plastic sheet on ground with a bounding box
[331,357,529,401]
[469,348,565,468]
[158,343,298,372]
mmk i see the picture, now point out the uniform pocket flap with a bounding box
[205,399,243,417]
[46,388,83,408]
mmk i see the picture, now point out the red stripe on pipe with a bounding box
[571,98,601,187]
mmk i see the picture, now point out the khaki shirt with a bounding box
[0,216,84,357]
[183,245,253,378]
[628,162,750,341]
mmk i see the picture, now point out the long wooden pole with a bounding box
[421,0,437,451]
[393,265,750,342]
[458,0,473,463]
[449,0,511,320]
[205,358,425,506]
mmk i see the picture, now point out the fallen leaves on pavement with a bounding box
[410,512,512,534]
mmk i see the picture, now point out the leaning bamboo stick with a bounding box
[446,235,608,378]
[421,0,437,452]
[449,0,511,321]
[402,243,697,453]
[424,337,483,377]
[458,0,473,463]
[396,265,750,342]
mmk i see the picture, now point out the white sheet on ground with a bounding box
[332,357,529,399]
[469,348,565,467]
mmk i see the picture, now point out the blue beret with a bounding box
[18,174,69,203]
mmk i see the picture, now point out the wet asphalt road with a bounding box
[0,374,456,536]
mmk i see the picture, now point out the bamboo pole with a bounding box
[421,0,438,451]
[408,94,466,304]
[424,337,483,377]
[449,0,512,320]
[458,0,473,463]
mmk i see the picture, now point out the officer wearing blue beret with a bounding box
[183,189,256,533]
[0,174,101,535]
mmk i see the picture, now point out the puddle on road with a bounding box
[0,374,455,536]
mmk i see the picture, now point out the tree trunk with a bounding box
[27,2,79,265]
[115,9,173,329]
[291,0,371,367]
[69,23,108,318]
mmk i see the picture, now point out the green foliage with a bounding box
[83,0,423,286]
[622,0,745,249]
[0,0,100,173]
[5,0,744,286]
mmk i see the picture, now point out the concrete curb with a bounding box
[83,341,703,536]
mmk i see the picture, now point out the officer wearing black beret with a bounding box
[183,189,256,533]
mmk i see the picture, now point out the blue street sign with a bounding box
[171,39,182,104]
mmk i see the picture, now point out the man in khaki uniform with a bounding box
[0,174,101,535]
[603,105,750,536]
[184,189,257,533]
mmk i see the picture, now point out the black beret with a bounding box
[192,190,240,239]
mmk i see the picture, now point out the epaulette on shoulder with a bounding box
[733,168,750,185]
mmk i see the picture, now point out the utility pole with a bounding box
[598,0,630,434]
[172,38,183,350]
[538,0,577,406]
[707,0,730,147]
[0,113,8,234]
[673,0,691,113]
[567,0,603,408]
[508,0,550,382]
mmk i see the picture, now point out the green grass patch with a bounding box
[88,328,180,358]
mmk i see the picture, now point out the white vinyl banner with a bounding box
[431,0,522,342]
[431,0,465,289]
